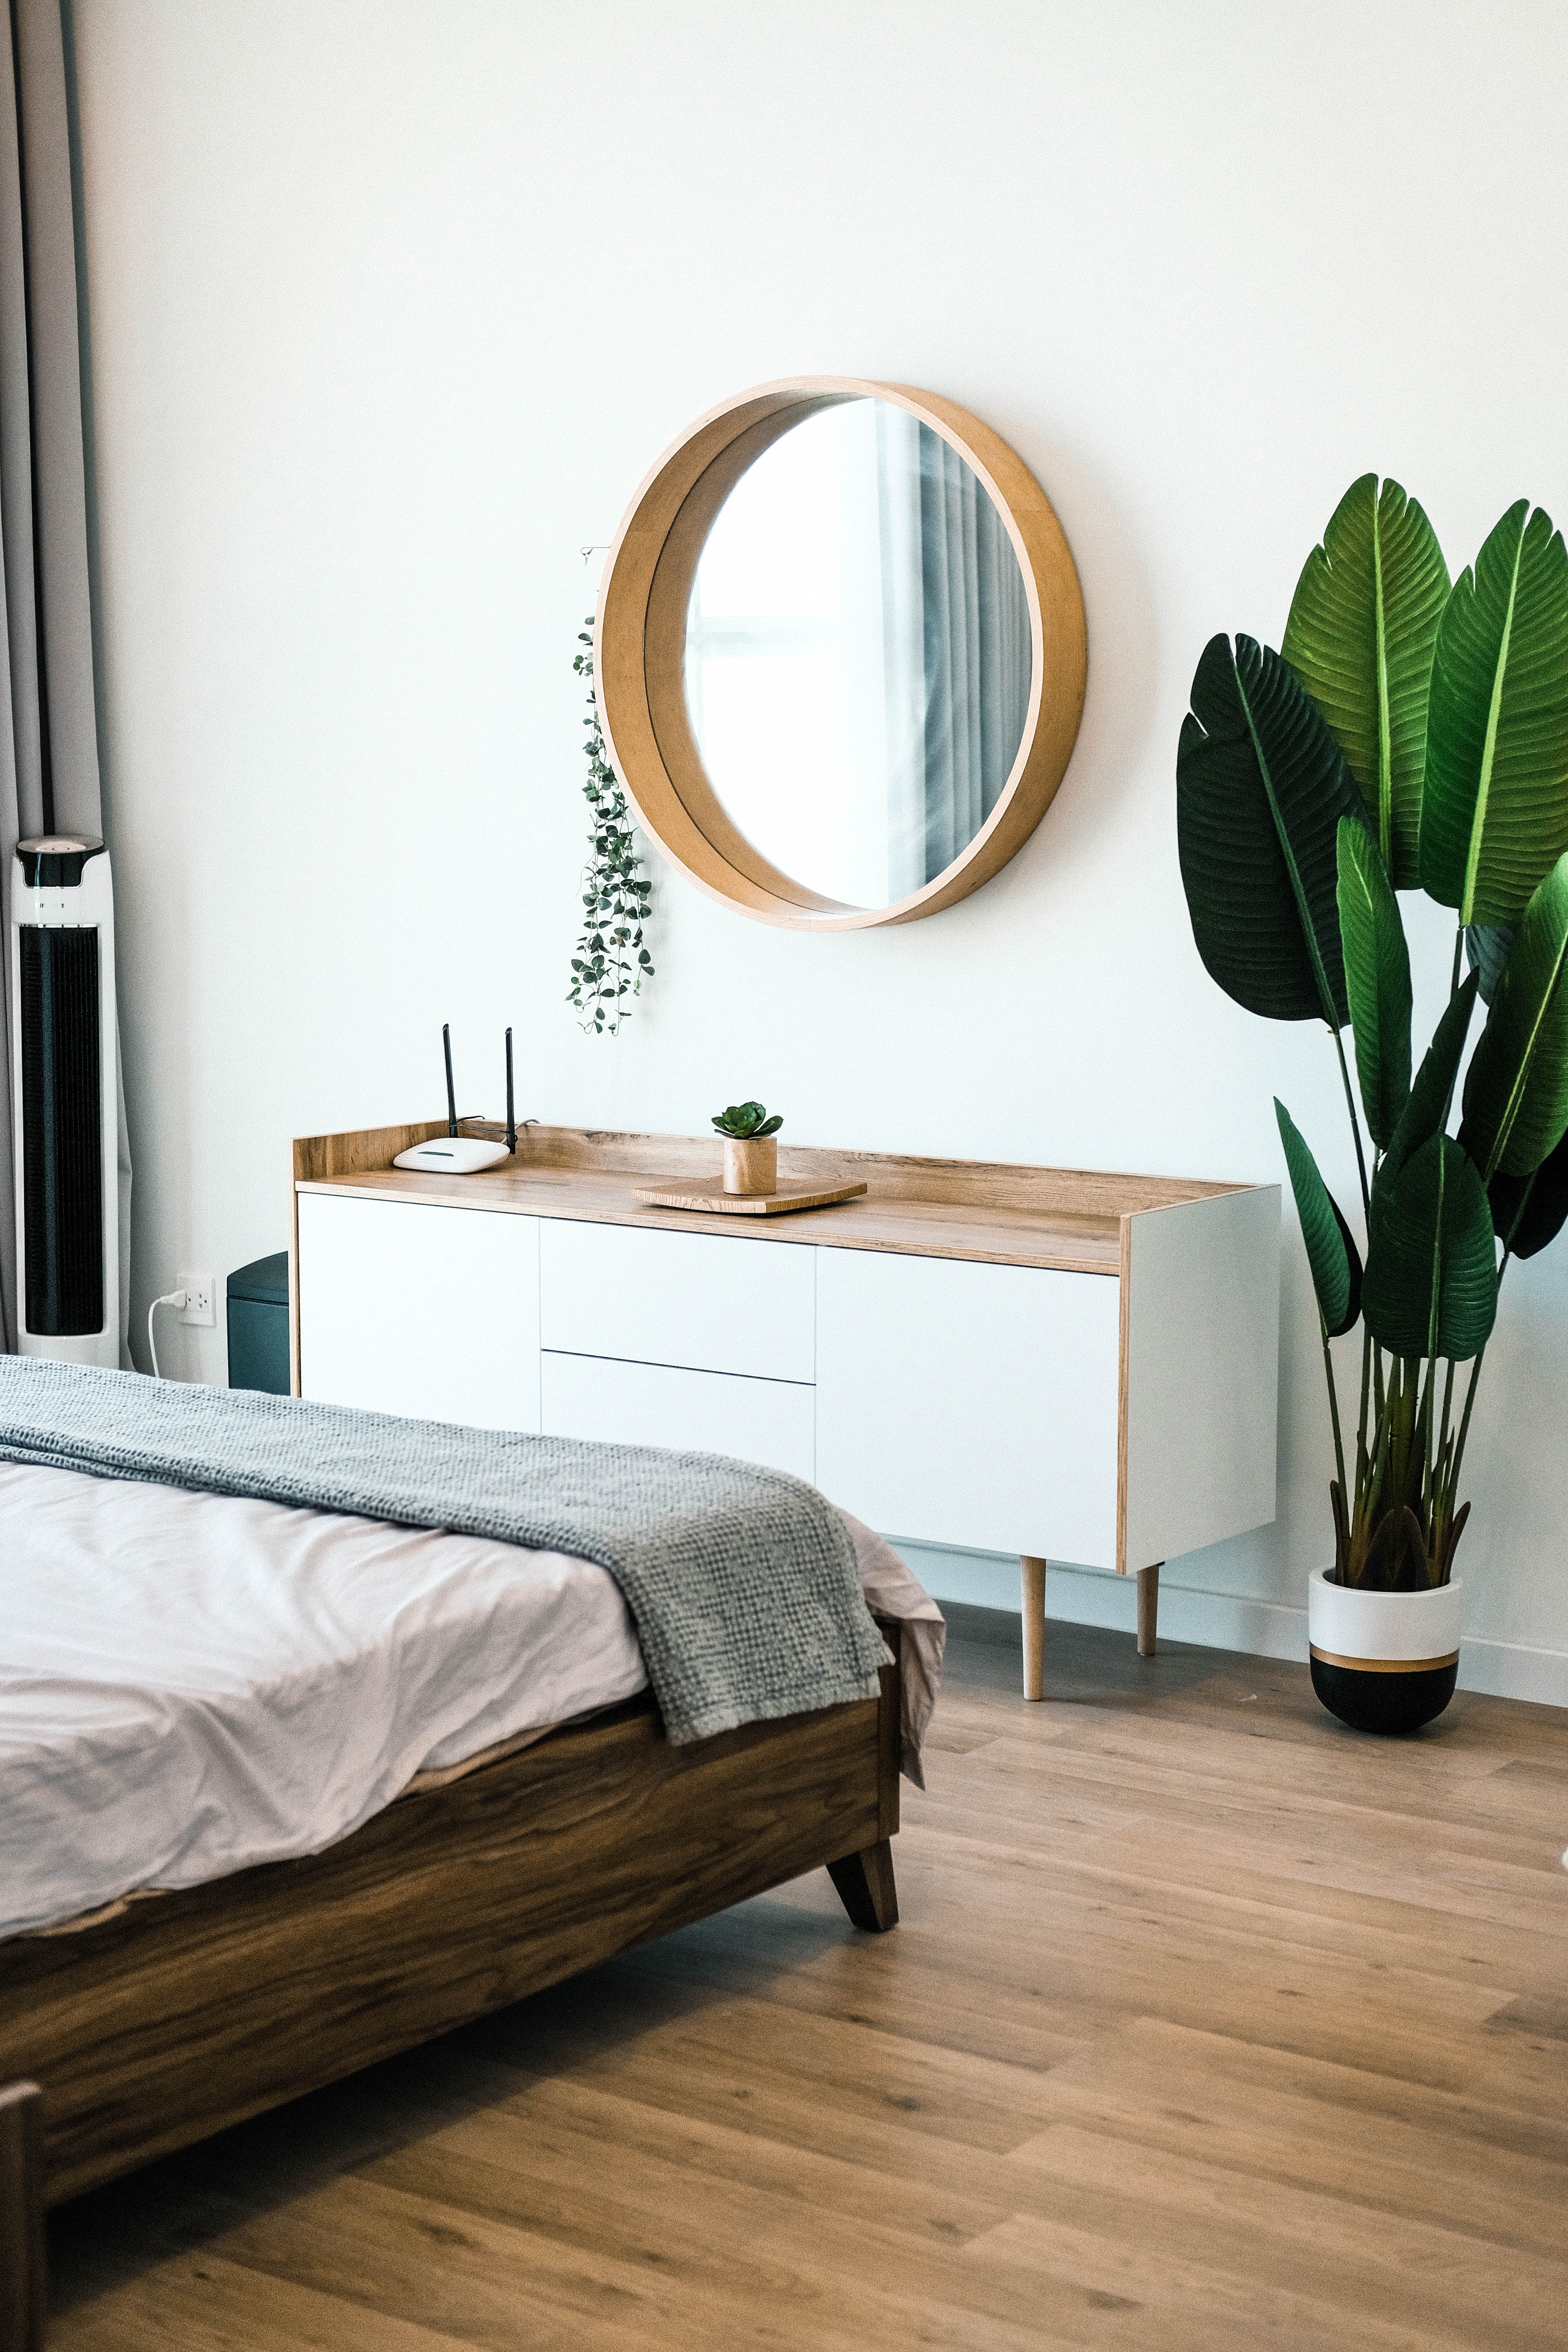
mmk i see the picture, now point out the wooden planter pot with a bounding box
[1307,1569,1462,1734]
[723,1137,778,1195]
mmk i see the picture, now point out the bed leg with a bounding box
[828,1839,899,1933]
[0,2082,45,2352]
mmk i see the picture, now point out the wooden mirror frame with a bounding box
[595,377,1088,931]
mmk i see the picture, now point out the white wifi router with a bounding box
[393,1023,520,1175]
[393,1134,511,1173]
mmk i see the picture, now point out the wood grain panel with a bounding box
[291,1123,1255,1279]
[0,2082,43,2352]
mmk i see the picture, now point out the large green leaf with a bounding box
[1488,1126,1568,1259]
[1275,1099,1362,1337]
[1282,475,1449,888]
[1465,922,1515,1005]
[1336,818,1411,1150]
[1419,502,1568,923]
[1459,852,1568,1178]
[1178,635,1372,1026]
[1382,974,1477,1187]
[1362,1134,1498,1361]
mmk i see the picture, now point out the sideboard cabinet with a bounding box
[291,1123,1280,1687]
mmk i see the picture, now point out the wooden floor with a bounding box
[47,1608,1568,2350]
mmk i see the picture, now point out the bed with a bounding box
[0,1362,939,2352]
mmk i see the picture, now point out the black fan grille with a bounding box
[20,925,105,1336]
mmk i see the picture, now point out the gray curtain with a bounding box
[0,0,128,1357]
[917,424,1032,882]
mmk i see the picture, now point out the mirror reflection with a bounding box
[683,399,1032,909]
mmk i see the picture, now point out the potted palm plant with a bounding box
[1177,477,1568,1731]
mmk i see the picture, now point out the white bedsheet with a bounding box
[0,1461,648,1939]
[0,1464,943,1943]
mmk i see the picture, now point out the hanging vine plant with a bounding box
[568,617,653,1034]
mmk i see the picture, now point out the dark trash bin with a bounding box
[227,1251,291,1394]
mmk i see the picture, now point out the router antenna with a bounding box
[442,1023,458,1137]
[504,1027,516,1154]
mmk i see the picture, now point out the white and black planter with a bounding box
[1307,1570,1462,1734]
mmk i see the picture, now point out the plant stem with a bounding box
[1330,1024,1371,1221]
[1449,1241,1511,1496]
[1320,1321,1347,1506]
[1450,922,1464,999]
[1450,1343,1489,1491]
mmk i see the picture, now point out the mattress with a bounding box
[0,1460,648,1939]
[1,1461,943,1944]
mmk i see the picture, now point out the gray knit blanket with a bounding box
[0,1357,888,1744]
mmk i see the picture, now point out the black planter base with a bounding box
[1310,1656,1457,1734]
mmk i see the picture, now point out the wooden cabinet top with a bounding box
[293,1123,1260,1277]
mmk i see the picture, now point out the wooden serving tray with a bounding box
[631,1175,868,1217]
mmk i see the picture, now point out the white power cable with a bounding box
[147,1289,186,1379]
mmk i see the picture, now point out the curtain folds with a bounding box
[871,413,1032,897]
[0,0,127,1357]
[917,424,1031,884]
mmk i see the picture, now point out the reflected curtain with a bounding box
[918,425,1031,879]
[874,413,1032,896]
[0,0,128,1357]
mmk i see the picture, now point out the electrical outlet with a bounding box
[178,1271,217,1327]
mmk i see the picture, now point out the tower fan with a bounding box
[9,834,120,1366]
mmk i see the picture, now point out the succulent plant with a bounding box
[712,1100,782,1139]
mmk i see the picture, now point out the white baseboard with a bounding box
[888,1539,1568,1710]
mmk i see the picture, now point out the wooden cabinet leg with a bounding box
[0,2081,45,2352]
[1137,1563,1161,1657]
[1021,1556,1046,1700]
[827,1839,899,1932]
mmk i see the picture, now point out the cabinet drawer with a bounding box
[540,1351,815,1482]
[539,1220,815,1382]
[814,1247,1120,1564]
[297,1193,540,1430]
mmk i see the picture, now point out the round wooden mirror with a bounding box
[596,378,1087,930]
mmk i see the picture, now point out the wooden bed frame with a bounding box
[0,1631,900,2350]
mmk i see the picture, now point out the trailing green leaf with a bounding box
[1177,635,1373,1026]
[1459,851,1568,1178]
[1362,1134,1498,1361]
[1274,1100,1362,1337]
[1419,502,1568,923]
[1282,475,1449,887]
[568,619,653,1034]
[1381,974,1478,1187]
[1488,1126,1568,1258]
[1465,923,1515,1005]
[1336,818,1412,1149]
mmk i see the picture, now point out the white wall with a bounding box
[70,0,1568,1700]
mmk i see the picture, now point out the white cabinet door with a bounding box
[815,1248,1120,1564]
[297,1193,540,1429]
[539,1219,815,1382]
[541,1351,815,1481]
